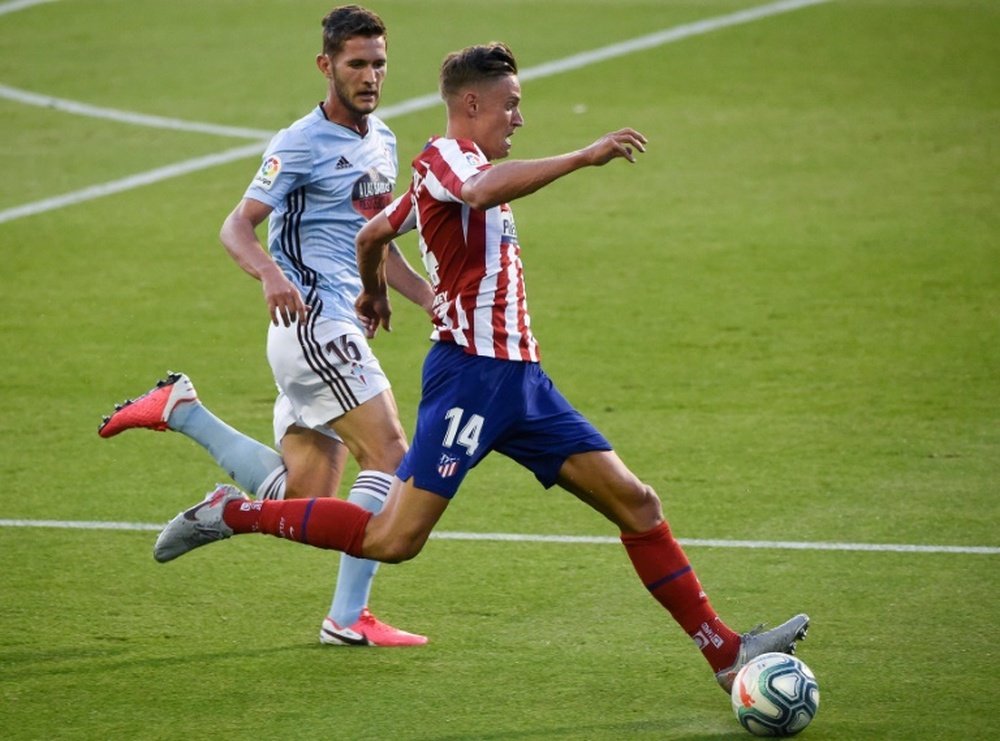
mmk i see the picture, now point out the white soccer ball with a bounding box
[731,652,819,737]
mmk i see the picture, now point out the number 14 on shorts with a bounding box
[443,407,484,456]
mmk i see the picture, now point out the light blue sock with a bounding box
[168,401,284,496]
[328,471,392,626]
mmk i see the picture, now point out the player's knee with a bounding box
[362,517,427,563]
[619,482,664,533]
[375,433,408,470]
[354,429,407,472]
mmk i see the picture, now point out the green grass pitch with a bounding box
[1,0,998,738]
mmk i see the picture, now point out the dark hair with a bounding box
[321,5,386,57]
[439,42,518,99]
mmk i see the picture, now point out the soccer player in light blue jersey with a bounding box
[100,5,431,646]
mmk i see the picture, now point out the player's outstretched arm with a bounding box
[220,197,309,327]
[462,128,647,210]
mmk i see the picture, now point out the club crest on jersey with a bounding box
[352,168,393,219]
[437,452,461,479]
[348,362,368,386]
[253,155,282,190]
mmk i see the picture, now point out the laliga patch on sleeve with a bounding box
[464,151,485,168]
[253,155,282,190]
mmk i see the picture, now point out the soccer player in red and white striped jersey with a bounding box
[388,136,539,361]
[155,41,809,694]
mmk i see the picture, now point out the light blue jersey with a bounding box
[244,106,397,328]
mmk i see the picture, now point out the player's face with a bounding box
[473,75,524,160]
[318,35,387,121]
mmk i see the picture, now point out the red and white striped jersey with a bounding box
[385,136,540,362]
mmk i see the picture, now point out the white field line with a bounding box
[0,83,273,139]
[0,0,56,16]
[0,142,267,223]
[1,519,996,555]
[0,0,831,225]
[517,0,832,83]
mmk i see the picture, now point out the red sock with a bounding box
[223,497,371,558]
[621,521,739,671]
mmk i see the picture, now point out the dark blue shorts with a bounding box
[396,342,611,499]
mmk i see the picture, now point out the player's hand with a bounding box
[358,314,379,339]
[583,128,647,166]
[262,271,309,327]
[356,291,392,337]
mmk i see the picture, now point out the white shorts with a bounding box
[267,316,391,447]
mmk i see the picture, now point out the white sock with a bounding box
[169,402,285,495]
[328,470,392,626]
[255,465,288,500]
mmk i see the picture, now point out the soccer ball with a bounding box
[731,652,819,737]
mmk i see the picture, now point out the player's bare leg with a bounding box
[556,449,661,533]
[557,450,808,692]
[155,474,449,564]
[278,426,348,498]
[358,478,450,564]
[329,389,407,474]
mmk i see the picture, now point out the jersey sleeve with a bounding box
[422,139,491,204]
[382,187,416,235]
[242,127,313,208]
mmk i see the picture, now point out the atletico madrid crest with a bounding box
[437,452,460,479]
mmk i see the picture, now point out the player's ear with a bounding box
[316,53,332,78]
[463,90,479,117]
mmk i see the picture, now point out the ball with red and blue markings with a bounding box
[731,652,819,737]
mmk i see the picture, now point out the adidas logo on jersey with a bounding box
[335,156,352,170]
